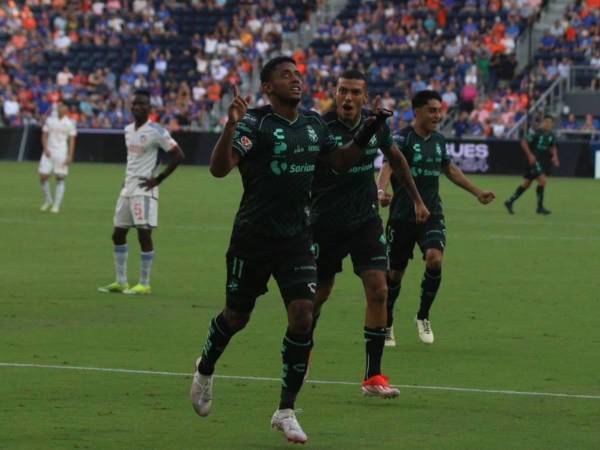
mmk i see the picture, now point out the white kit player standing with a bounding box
[98,89,185,295]
[39,100,77,213]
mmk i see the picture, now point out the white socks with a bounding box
[114,244,128,285]
[140,251,154,286]
[113,246,154,287]
[54,180,65,209]
[41,180,53,204]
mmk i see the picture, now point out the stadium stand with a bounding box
[464,0,599,138]
[0,0,316,129]
[306,0,543,135]
[0,0,597,139]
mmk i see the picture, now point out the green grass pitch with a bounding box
[1,161,599,449]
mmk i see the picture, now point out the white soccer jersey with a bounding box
[43,116,77,157]
[121,121,178,198]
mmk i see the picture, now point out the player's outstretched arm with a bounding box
[323,96,392,172]
[385,145,430,223]
[443,162,495,205]
[139,145,185,190]
[520,138,536,165]
[209,86,249,177]
[376,161,393,207]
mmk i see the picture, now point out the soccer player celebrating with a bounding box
[190,57,391,444]
[38,100,77,213]
[377,90,495,345]
[310,70,430,398]
[504,115,560,215]
[98,89,185,295]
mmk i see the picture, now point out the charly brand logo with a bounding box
[446,142,490,173]
[273,128,287,154]
[273,128,285,140]
[412,143,423,163]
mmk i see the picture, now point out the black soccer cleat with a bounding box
[504,200,515,215]
[536,207,552,215]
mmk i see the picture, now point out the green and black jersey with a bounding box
[311,110,393,230]
[231,105,338,238]
[526,130,557,159]
[389,127,451,222]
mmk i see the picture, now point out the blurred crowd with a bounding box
[0,0,598,138]
[0,0,314,129]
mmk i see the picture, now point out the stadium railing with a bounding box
[506,73,569,139]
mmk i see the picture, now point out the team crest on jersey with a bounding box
[368,135,377,146]
[240,136,253,151]
[140,135,147,144]
[307,125,318,143]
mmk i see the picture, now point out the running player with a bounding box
[38,100,77,213]
[98,89,185,295]
[377,90,495,346]
[310,69,429,398]
[504,115,559,215]
[190,57,392,444]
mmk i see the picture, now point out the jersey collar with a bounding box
[337,114,362,131]
[134,120,150,131]
[412,126,433,141]
[273,111,299,125]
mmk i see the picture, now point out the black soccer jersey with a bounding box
[389,127,450,222]
[231,105,337,238]
[311,110,393,230]
[526,130,557,158]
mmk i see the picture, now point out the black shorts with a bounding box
[386,216,446,272]
[312,217,388,281]
[524,160,552,180]
[225,229,317,313]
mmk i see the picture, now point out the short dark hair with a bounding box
[412,90,442,110]
[543,114,555,121]
[260,56,296,83]
[339,69,368,83]
[134,89,151,98]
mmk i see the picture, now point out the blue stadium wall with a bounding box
[0,127,594,177]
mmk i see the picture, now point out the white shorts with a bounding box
[39,153,69,176]
[113,195,158,229]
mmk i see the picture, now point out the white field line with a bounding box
[455,234,600,241]
[1,362,599,400]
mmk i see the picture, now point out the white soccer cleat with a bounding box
[416,318,434,344]
[190,357,213,417]
[40,202,52,212]
[50,205,60,214]
[361,374,400,399]
[384,326,396,347]
[271,408,308,444]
